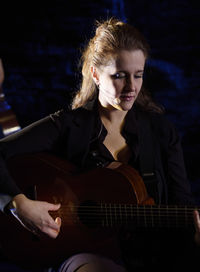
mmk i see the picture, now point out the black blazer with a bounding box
[0,103,194,210]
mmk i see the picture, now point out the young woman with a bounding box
[0,18,200,271]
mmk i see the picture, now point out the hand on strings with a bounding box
[193,210,200,245]
[9,193,61,239]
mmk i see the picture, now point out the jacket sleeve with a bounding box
[159,117,194,205]
[0,110,66,211]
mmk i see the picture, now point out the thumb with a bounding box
[47,203,61,211]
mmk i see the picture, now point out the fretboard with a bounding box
[56,203,197,230]
[99,203,196,229]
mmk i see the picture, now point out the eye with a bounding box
[112,72,126,79]
[134,74,143,79]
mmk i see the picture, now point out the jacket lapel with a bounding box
[66,108,95,167]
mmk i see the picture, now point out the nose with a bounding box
[125,76,136,92]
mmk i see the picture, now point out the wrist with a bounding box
[7,194,27,213]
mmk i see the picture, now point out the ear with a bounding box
[91,66,99,85]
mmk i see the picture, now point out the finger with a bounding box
[47,217,62,238]
[38,216,60,238]
[46,216,61,232]
[44,226,60,239]
[193,210,200,232]
[38,228,59,239]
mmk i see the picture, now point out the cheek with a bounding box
[102,79,121,95]
[137,80,143,92]
[99,75,114,89]
[112,80,124,92]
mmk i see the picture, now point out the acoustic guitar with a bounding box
[0,153,196,268]
[0,59,21,137]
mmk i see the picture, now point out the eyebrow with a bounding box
[116,69,144,73]
[135,70,144,73]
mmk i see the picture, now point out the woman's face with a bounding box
[93,49,145,111]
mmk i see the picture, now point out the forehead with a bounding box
[101,49,146,73]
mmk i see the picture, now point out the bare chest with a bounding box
[103,131,131,163]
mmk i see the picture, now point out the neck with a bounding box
[98,103,128,127]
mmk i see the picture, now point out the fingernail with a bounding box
[55,217,61,226]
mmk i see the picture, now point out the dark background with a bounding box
[0,0,200,202]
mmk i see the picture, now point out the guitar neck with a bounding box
[66,203,197,229]
[99,204,197,229]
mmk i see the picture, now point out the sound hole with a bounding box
[78,200,102,228]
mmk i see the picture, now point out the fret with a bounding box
[119,204,122,226]
[130,205,132,222]
[101,202,105,227]
[166,205,169,228]
[136,205,139,227]
[158,205,161,228]
[143,206,147,227]
[184,206,188,226]
[114,204,117,225]
[96,203,196,229]
[175,205,178,228]
[109,203,112,227]
[150,206,154,227]
[105,203,109,227]
[124,204,128,225]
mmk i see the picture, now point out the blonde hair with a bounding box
[72,18,163,113]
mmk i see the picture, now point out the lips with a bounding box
[120,94,135,101]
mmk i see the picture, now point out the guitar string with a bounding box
[55,204,199,209]
[53,205,199,213]
[57,213,195,221]
[57,218,194,223]
[56,217,195,227]
[56,213,195,219]
[52,206,196,226]
[51,204,198,225]
[57,212,195,217]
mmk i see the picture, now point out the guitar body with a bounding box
[0,153,154,268]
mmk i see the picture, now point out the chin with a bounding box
[120,102,135,111]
